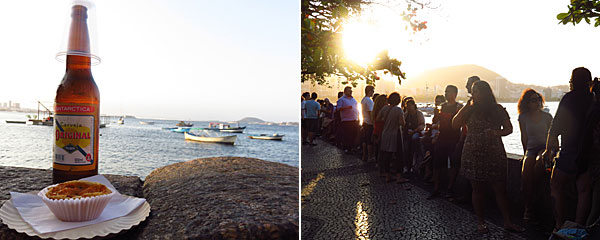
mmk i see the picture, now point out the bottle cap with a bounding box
[56,0,100,65]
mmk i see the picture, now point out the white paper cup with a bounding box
[38,184,115,222]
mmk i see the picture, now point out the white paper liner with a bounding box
[37,184,115,222]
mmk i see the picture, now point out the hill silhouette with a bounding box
[401,64,509,90]
[238,117,265,124]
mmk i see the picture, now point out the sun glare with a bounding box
[343,21,384,66]
[342,10,416,67]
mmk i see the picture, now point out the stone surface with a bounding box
[1,157,298,240]
[0,166,143,240]
[137,157,298,240]
[301,139,550,240]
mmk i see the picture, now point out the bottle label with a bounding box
[53,103,98,171]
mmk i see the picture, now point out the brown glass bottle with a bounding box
[53,5,100,184]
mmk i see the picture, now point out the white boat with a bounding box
[248,134,284,141]
[139,121,155,125]
[117,117,125,124]
[184,132,237,145]
[202,122,246,133]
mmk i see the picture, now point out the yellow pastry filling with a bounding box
[46,180,112,200]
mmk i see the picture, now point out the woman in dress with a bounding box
[517,89,553,222]
[452,81,524,233]
[377,93,408,184]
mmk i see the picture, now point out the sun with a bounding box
[342,21,384,66]
[342,13,414,67]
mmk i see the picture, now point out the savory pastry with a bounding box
[45,180,112,200]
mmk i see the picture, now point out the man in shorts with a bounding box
[361,86,375,161]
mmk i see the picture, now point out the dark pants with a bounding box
[362,123,374,145]
[340,120,359,150]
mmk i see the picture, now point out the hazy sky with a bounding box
[343,0,600,87]
[0,0,299,122]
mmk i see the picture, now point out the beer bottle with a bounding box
[53,4,100,183]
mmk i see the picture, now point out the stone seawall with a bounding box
[0,157,299,239]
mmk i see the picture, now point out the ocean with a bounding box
[0,111,299,179]
[424,101,560,155]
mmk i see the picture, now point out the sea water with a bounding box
[0,111,299,178]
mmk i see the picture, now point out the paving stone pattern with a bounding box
[301,140,539,240]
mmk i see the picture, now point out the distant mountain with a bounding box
[401,64,508,90]
[399,64,569,101]
[238,117,265,124]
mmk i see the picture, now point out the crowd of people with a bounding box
[301,67,600,235]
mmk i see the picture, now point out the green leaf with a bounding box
[557,13,569,20]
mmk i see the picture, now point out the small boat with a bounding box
[100,123,107,128]
[184,132,236,145]
[5,120,26,124]
[248,134,284,141]
[176,121,193,127]
[204,122,246,133]
[117,117,125,125]
[170,127,191,133]
[140,121,155,125]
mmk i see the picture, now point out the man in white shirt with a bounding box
[361,86,375,162]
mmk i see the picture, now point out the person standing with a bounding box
[337,86,360,154]
[301,92,310,145]
[517,89,553,222]
[377,92,408,184]
[320,98,335,141]
[334,91,344,147]
[452,81,524,233]
[543,67,594,230]
[580,78,600,226]
[403,99,425,175]
[304,92,321,146]
[429,85,463,200]
[372,94,388,165]
[361,86,375,162]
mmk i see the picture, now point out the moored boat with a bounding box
[5,120,26,124]
[203,122,245,133]
[248,134,284,141]
[184,132,236,145]
[139,121,155,125]
[176,121,193,127]
[170,127,191,133]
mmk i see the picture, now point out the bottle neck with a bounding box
[66,5,91,71]
[66,55,91,71]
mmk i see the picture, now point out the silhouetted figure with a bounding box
[301,92,310,145]
[377,93,408,184]
[372,94,388,164]
[305,92,321,146]
[517,88,553,223]
[543,67,594,230]
[361,86,376,162]
[581,77,600,226]
[429,85,463,200]
[453,80,524,233]
[403,99,425,175]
